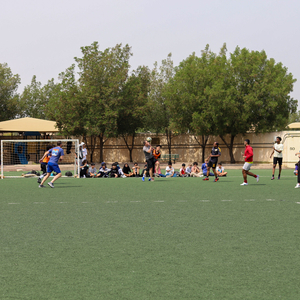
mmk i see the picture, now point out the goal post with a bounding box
[1,139,80,179]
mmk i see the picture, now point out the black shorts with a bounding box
[207,161,217,169]
[146,157,156,171]
[41,163,47,174]
[273,157,282,166]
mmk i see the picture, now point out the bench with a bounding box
[160,154,179,164]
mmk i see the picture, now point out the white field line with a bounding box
[106,201,118,203]
[244,199,256,201]
[199,200,210,202]
[8,203,20,204]
[33,202,45,204]
[130,201,141,203]
[154,200,164,202]
[266,199,275,201]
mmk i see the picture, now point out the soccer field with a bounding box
[1,169,300,300]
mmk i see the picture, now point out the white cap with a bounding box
[79,142,85,147]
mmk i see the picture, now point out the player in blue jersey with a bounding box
[38,141,64,188]
[203,142,221,182]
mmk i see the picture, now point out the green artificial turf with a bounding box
[1,169,300,299]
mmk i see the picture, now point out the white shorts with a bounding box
[243,162,252,171]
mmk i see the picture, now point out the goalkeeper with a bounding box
[38,144,53,184]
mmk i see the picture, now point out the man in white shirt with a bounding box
[270,136,284,180]
[165,162,175,178]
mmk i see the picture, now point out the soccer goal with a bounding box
[0,139,80,179]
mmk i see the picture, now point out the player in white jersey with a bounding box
[270,137,284,180]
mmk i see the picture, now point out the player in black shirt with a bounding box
[203,142,221,182]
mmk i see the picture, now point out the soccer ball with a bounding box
[146,137,152,143]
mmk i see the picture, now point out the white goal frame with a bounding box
[1,139,80,179]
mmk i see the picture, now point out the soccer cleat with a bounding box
[142,176,145,182]
[48,182,54,188]
[39,184,45,188]
[37,178,41,184]
[256,175,259,183]
[150,178,154,182]
[271,176,275,180]
[278,175,280,180]
[148,177,152,181]
[214,178,219,182]
[203,177,209,181]
[295,183,300,189]
[240,182,248,186]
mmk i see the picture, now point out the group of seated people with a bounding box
[79,159,228,178]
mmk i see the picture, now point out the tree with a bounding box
[209,46,297,162]
[74,42,132,162]
[166,46,219,162]
[289,111,300,123]
[0,63,20,121]
[147,54,175,155]
[117,66,150,162]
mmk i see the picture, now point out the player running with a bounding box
[37,144,53,184]
[240,139,259,186]
[142,138,155,182]
[203,142,221,182]
[270,136,284,180]
[38,141,64,188]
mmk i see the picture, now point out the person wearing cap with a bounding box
[96,162,110,178]
[75,142,88,166]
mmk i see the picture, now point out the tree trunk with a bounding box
[122,132,135,162]
[99,133,104,163]
[219,134,236,163]
[194,135,209,163]
[84,135,96,163]
[166,129,172,155]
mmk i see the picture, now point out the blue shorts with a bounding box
[47,162,61,174]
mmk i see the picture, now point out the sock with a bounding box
[254,175,257,178]
[244,180,247,183]
[272,174,274,177]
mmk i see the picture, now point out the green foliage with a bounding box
[0,63,20,121]
[289,110,300,123]
[167,44,297,162]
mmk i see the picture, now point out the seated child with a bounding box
[180,163,188,177]
[166,162,176,177]
[202,159,214,176]
[122,163,134,177]
[216,162,227,177]
[96,162,110,178]
[190,162,203,177]
[110,163,121,178]
[80,160,90,178]
[132,162,140,177]
[89,163,97,177]
[185,163,192,176]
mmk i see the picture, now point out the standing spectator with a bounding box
[132,162,140,177]
[202,159,214,177]
[190,162,203,177]
[76,142,88,166]
[122,163,134,177]
[216,162,227,177]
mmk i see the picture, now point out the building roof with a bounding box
[0,117,59,133]
[287,122,300,129]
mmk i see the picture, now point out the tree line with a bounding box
[0,42,298,163]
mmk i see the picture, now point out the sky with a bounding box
[1,0,300,108]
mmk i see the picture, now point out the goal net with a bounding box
[1,139,80,179]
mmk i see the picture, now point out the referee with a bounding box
[142,140,155,182]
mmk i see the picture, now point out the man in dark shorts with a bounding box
[142,140,155,182]
[270,136,284,180]
[203,142,221,182]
